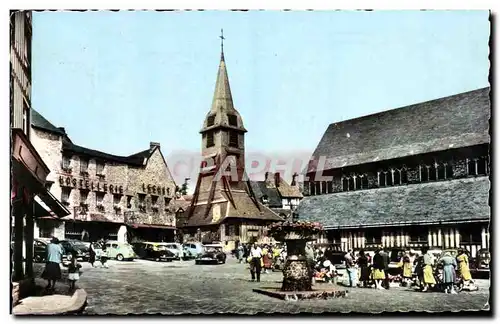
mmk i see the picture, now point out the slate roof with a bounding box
[296,177,490,229]
[31,109,66,135]
[250,181,282,208]
[62,138,152,166]
[307,87,491,173]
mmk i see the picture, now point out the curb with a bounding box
[13,288,87,316]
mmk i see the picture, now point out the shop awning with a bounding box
[129,224,176,230]
[34,189,71,218]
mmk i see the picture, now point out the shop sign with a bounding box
[60,176,123,194]
[142,183,169,196]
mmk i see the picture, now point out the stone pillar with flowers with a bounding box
[268,221,323,292]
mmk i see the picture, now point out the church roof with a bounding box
[307,87,491,173]
[296,177,490,229]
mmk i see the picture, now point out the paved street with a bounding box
[31,257,490,315]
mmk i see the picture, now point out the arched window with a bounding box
[342,177,349,191]
[361,174,369,189]
[467,158,477,176]
[437,163,446,180]
[393,169,401,185]
[354,175,361,190]
[420,165,429,182]
[429,162,437,181]
[348,177,355,191]
[386,170,393,186]
[401,167,408,184]
[378,171,386,187]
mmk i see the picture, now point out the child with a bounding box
[100,245,109,268]
[68,252,81,291]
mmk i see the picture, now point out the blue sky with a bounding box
[32,11,490,184]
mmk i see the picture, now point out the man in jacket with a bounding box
[382,248,391,289]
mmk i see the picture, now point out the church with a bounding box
[178,35,283,250]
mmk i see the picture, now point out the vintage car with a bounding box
[103,241,136,261]
[182,242,205,259]
[132,242,176,262]
[474,249,490,272]
[60,239,90,261]
[164,243,184,260]
[33,238,51,262]
[195,244,226,265]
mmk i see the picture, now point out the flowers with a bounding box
[268,221,323,240]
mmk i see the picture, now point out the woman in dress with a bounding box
[440,251,457,294]
[372,249,386,289]
[421,247,436,292]
[456,249,472,286]
[88,242,96,267]
[357,250,371,288]
[401,252,413,286]
[41,237,64,292]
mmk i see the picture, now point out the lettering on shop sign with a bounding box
[59,176,123,194]
[142,183,167,196]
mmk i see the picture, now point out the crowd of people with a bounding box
[233,241,476,294]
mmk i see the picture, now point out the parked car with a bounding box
[60,239,90,261]
[474,249,490,271]
[104,241,136,261]
[182,242,205,259]
[164,243,184,260]
[195,244,226,265]
[132,242,176,262]
[81,241,104,259]
[33,238,51,262]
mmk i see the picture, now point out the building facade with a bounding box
[297,88,491,257]
[250,172,303,220]
[31,109,182,243]
[10,10,70,305]
[179,44,283,250]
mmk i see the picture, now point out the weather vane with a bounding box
[220,29,225,58]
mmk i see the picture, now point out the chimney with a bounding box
[150,142,160,150]
[291,172,298,186]
[274,172,280,187]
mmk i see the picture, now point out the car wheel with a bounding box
[155,258,160,262]
[66,254,73,261]
[116,254,124,261]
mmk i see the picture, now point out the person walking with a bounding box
[372,249,386,289]
[88,242,97,267]
[456,249,473,287]
[249,243,263,282]
[440,251,458,294]
[421,247,436,292]
[381,248,391,289]
[237,244,244,264]
[100,244,109,268]
[41,237,64,292]
[344,250,357,287]
[401,252,413,286]
[357,250,371,288]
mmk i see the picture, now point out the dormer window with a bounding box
[227,114,237,127]
[207,115,215,127]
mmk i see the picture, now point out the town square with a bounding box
[9,9,491,315]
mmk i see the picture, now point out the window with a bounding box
[80,190,89,204]
[429,163,437,181]
[321,181,327,194]
[477,156,488,175]
[378,172,386,187]
[113,194,121,205]
[126,196,132,209]
[80,158,89,174]
[96,161,105,175]
[386,170,393,186]
[394,170,401,185]
[437,163,446,180]
[361,175,369,189]
[227,114,237,126]
[207,132,214,148]
[138,194,146,203]
[365,229,382,245]
[342,178,349,191]
[112,244,119,249]
[229,132,238,148]
[207,115,215,127]
[164,197,172,206]
[420,165,429,182]
[96,192,105,204]
[348,177,355,191]
[62,155,71,169]
[401,169,408,184]
[261,195,269,204]
[446,164,454,179]
[152,195,159,207]
[22,100,29,136]
[61,188,71,204]
[315,182,321,195]
[355,176,361,189]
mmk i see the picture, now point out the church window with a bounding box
[227,114,237,127]
[229,132,238,148]
[207,115,215,127]
[207,132,214,148]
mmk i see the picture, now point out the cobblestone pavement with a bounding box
[35,258,490,315]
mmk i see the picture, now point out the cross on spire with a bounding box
[220,28,225,60]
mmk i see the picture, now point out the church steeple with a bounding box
[200,31,247,134]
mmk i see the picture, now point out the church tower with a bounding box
[182,31,282,248]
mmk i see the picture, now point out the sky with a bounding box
[32,10,490,186]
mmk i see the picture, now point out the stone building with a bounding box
[179,44,283,250]
[30,109,182,243]
[250,172,303,220]
[10,10,70,305]
[297,87,491,257]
